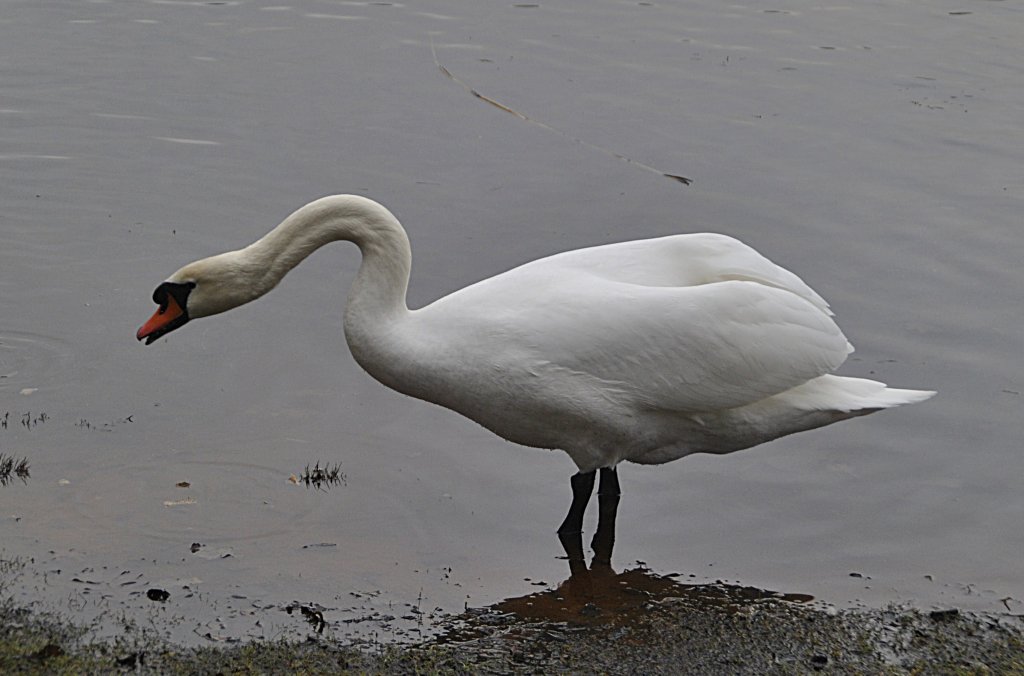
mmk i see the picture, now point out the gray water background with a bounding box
[1,0,1022,643]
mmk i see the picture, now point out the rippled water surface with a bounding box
[2,0,1022,643]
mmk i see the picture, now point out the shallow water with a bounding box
[1,0,1023,644]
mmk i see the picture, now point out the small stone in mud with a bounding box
[285,604,327,633]
[146,588,170,602]
[190,542,203,553]
[31,643,65,661]
[116,652,144,668]
[930,608,960,622]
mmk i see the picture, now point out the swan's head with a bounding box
[137,251,267,345]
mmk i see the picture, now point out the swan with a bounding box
[137,195,934,538]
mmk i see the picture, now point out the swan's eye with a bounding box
[151,281,196,313]
[152,286,169,311]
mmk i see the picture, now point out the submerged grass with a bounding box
[0,453,30,486]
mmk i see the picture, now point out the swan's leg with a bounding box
[557,470,596,535]
[591,467,620,566]
[598,466,620,497]
[557,530,589,578]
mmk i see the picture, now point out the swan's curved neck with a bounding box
[247,195,412,322]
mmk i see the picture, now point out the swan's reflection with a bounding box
[492,484,813,628]
[495,559,813,630]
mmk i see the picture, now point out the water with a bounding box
[2,0,1022,644]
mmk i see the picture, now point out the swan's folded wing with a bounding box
[536,233,834,316]
[523,278,852,413]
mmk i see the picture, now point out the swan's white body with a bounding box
[142,195,934,473]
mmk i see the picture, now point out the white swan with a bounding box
[137,195,934,536]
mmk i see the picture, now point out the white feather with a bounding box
[153,195,934,473]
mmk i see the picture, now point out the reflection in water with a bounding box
[0,330,75,393]
[438,462,806,635]
[494,562,813,631]
[491,494,813,630]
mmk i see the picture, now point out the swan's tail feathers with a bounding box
[859,385,937,409]
[783,375,935,413]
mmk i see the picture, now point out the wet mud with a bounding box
[3,553,1022,675]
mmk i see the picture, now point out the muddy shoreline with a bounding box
[3,556,1021,674]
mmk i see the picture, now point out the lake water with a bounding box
[2,0,1022,644]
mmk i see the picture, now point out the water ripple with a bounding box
[0,330,75,393]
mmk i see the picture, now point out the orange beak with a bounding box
[137,294,186,344]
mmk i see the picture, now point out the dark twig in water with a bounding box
[0,453,30,486]
[298,461,346,490]
[430,39,692,186]
[76,415,135,432]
